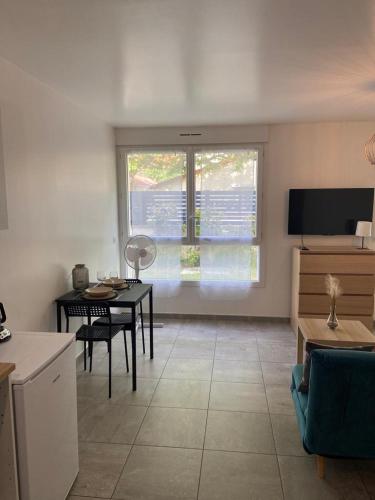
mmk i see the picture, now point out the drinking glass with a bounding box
[109,270,118,286]
[97,270,106,284]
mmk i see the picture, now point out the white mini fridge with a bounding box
[0,332,79,500]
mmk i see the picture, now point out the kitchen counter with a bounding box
[0,360,18,499]
[0,331,74,384]
[0,362,15,382]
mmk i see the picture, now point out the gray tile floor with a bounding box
[68,318,374,500]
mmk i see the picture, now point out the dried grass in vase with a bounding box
[325,274,343,330]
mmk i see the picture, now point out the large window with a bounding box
[120,145,262,282]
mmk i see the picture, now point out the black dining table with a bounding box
[55,283,153,390]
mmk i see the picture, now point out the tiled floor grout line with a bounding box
[259,352,286,500]
[101,404,295,416]
[81,364,293,381]
[109,324,182,499]
[149,325,181,399]
[135,381,294,413]
[195,329,218,500]
[147,405,272,413]
[81,439,308,458]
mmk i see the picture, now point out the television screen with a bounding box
[288,188,374,235]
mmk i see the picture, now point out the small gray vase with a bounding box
[72,264,89,290]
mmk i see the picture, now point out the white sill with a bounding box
[144,279,264,288]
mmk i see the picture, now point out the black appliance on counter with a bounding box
[0,302,11,342]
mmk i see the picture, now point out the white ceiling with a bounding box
[0,0,374,126]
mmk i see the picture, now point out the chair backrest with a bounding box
[305,349,375,458]
[86,302,111,323]
[63,302,89,319]
[63,301,112,328]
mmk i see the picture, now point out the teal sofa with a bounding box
[291,349,375,477]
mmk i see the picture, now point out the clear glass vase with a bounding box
[327,302,339,330]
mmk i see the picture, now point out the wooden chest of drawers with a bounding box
[291,246,375,333]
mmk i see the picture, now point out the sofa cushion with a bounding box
[298,342,374,394]
[292,364,308,417]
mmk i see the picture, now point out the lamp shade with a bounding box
[356,221,372,237]
[365,134,375,165]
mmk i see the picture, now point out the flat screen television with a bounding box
[288,188,374,235]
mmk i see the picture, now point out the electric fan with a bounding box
[124,235,157,279]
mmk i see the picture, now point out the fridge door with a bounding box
[13,342,78,500]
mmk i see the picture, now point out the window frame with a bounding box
[117,143,264,285]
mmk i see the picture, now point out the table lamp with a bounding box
[356,221,372,249]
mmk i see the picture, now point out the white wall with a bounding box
[116,121,375,318]
[0,111,8,229]
[0,56,119,331]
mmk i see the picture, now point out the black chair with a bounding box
[64,301,130,372]
[64,302,127,398]
[64,302,90,371]
[93,278,146,354]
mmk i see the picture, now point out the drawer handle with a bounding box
[52,374,61,383]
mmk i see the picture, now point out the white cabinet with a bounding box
[0,364,18,500]
[0,332,78,500]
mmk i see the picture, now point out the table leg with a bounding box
[131,305,137,391]
[297,327,304,363]
[149,287,154,359]
[57,304,62,333]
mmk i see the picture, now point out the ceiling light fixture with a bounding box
[365,134,375,165]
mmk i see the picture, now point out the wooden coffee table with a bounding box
[297,318,375,363]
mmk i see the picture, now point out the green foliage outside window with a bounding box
[128,151,257,184]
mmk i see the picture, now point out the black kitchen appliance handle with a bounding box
[0,303,6,324]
